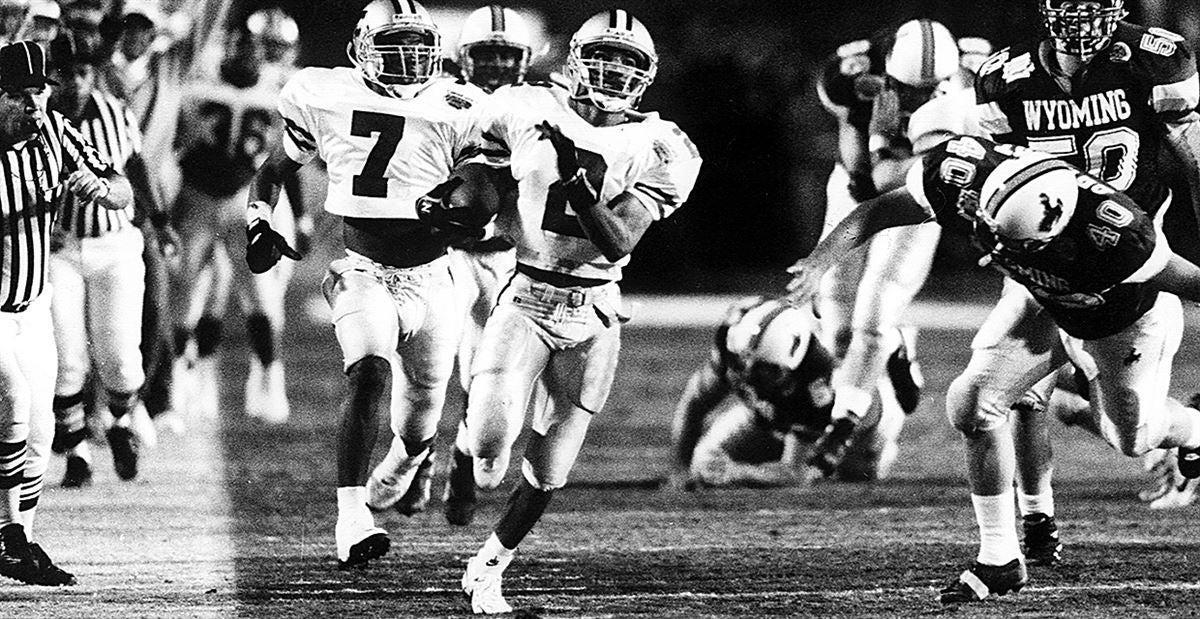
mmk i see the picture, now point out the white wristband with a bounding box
[246,200,272,226]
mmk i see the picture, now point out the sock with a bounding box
[479,532,515,559]
[1018,491,1055,518]
[494,476,554,550]
[973,491,1021,566]
[337,486,368,515]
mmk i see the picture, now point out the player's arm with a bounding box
[572,191,653,262]
[785,186,930,305]
[125,153,179,257]
[58,116,133,211]
[1144,252,1200,301]
[669,363,732,482]
[1162,112,1200,224]
[244,143,305,273]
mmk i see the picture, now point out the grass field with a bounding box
[7,294,1200,618]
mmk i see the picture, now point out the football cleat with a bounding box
[0,524,76,586]
[192,357,220,420]
[334,513,390,569]
[393,447,435,517]
[886,327,924,415]
[366,447,433,512]
[939,558,1027,605]
[444,447,478,526]
[245,360,290,425]
[61,455,93,489]
[1022,513,1063,566]
[1177,394,1200,479]
[106,426,139,481]
[1141,449,1197,510]
[808,417,858,477]
[462,553,514,614]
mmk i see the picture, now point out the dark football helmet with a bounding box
[1040,0,1127,61]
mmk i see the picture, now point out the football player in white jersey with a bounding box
[244,0,488,570]
[452,10,702,614]
[807,19,984,479]
[441,4,535,528]
[170,14,302,425]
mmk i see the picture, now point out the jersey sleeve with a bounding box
[55,112,113,175]
[1134,26,1200,120]
[973,47,1016,139]
[907,88,982,155]
[277,70,320,165]
[628,121,702,220]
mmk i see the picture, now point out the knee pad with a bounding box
[474,453,510,490]
[195,316,223,357]
[246,312,275,365]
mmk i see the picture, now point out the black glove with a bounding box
[416,177,488,244]
[537,120,599,206]
[246,218,301,274]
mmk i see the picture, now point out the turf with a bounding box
[13,320,1200,618]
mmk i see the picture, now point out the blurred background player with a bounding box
[170,8,304,425]
[0,0,58,47]
[441,4,535,527]
[805,18,982,478]
[668,296,843,488]
[246,0,487,569]
[47,32,176,487]
[972,0,1200,569]
[455,10,701,613]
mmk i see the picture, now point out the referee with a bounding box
[0,40,132,587]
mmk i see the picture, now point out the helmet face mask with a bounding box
[457,5,533,92]
[566,10,657,113]
[351,0,442,98]
[1040,0,1128,61]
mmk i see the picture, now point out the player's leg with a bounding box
[367,259,460,515]
[322,256,406,568]
[690,401,791,487]
[464,310,618,614]
[87,228,149,481]
[939,289,1066,605]
[445,247,516,525]
[168,186,220,419]
[139,223,178,431]
[47,239,93,487]
[815,164,869,358]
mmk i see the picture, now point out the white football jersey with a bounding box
[906,87,982,155]
[278,67,483,219]
[473,84,701,281]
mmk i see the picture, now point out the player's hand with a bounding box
[246,203,301,274]
[783,257,826,307]
[66,170,111,203]
[537,121,599,205]
[416,177,487,244]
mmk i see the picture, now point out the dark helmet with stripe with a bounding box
[350,0,442,98]
[456,5,533,92]
[565,9,657,113]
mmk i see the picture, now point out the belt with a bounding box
[525,280,594,308]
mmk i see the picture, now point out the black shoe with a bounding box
[0,524,76,586]
[51,424,89,454]
[808,417,858,477]
[1179,395,1200,479]
[106,426,139,481]
[61,455,93,488]
[1022,513,1063,566]
[393,448,435,517]
[939,558,1027,605]
[444,448,477,526]
[886,329,923,415]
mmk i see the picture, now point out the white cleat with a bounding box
[244,360,265,419]
[462,553,514,615]
[169,356,196,418]
[245,360,289,424]
[192,357,220,419]
[366,447,432,512]
[1144,449,1197,510]
[334,511,390,569]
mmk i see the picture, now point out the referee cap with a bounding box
[0,41,58,90]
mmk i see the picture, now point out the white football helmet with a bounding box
[725,298,817,402]
[457,5,532,92]
[565,9,657,113]
[349,0,442,99]
[884,19,959,88]
[978,154,1079,254]
[247,7,298,65]
[1040,0,1127,61]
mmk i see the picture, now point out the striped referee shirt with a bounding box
[0,110,113,312]
[58,90,140,237]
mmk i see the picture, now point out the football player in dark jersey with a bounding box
[668,296,872,489]
[786,134,1200,606]
[972,0,1200,565]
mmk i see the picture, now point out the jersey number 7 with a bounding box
[350,110,405,198]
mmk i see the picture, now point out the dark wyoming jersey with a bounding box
[910,136,1169,339]
[975,22,1200,212]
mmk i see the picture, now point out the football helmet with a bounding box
[457,5,533,92]
[350,0,442,99]
[1040,0,1127,61]
[884,19,959,88]
[247,7,298,65]
[565,9,657,113]
[978,154,1079,254]
[725,299,816,402]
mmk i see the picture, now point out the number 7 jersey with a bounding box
[278,66,484,219]
[473,84,702,282]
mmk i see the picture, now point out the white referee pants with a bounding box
[0,291,57,486]
[50,227,146,396]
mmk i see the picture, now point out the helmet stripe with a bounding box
[919,19,935,84]
[609,9,619,28]
[985,159,1073,218]
[490,5,505,31]
[747,302,791,354]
